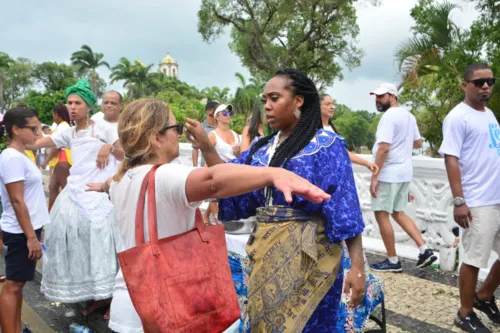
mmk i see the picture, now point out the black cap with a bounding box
[205,100,220,111]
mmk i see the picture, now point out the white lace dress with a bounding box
[41,123,123,302]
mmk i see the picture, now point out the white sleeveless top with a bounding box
[212,130,240,162]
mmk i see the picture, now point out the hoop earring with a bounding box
[293,108,301,119]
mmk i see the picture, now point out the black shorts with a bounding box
[2,228,42,282]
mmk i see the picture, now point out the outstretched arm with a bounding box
[86,165,331,206]
[185,164,330,204]
[25,136,57,151]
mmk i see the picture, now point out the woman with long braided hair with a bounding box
[187,68,366,332]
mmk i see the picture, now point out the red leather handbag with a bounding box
[118,165,241,332]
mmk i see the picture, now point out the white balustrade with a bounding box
[176,143,496,278]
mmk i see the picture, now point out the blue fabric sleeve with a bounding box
[322,141,365,243]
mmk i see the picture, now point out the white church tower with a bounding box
[159,53,179,78]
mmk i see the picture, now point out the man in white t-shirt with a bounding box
[440,64,500,333]
[369,83,437,273]
[94,91,124,169]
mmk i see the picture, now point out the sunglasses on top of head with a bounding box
[220,111,233,117]
[466,77,496,88]
[20,125,39,134]
[160,123,184,135]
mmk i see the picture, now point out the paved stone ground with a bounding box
[365,253,500,333]
[6,172,495,332]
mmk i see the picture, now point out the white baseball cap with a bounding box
[214,104,233,117]
[370,83,399,96]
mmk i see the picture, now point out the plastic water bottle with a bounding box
[69,323,93,333]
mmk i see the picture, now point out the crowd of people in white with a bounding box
[0,64,498,333]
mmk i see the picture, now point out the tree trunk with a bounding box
[92,70,97,96]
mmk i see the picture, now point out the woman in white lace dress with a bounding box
[30,80,124,318]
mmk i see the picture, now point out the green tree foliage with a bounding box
[332,104,377,152]
[155,89,205,122]
[110,58,153,100]
[34,62,78,91]
[396,0,483,155]
[0,52,14,113]
[71,44,110,95]
[110,57,137,99]
[201,86,231,102]
[23,90,66,125]
[232,73,264,121]
[2,57,35,110]
[198,0,374,88]
[471,0,500,118]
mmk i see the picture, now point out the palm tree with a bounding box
[110,58,153,100]
[202,86,231,102]
[0,52,14,113]
[132,60,153,98]
[71,45,110,95]
[232,72,264,120]
[395,1,461,87]
[147,71,172,94]
[233,72,259,120]
[110,58,137,99]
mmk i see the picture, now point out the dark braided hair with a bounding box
[245,69,323,169]
[52,103,73,125]
[320,94,339,134]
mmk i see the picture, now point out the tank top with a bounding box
[212,130,240,162]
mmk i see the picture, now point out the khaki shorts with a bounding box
[371,182,409,214]
[462,204,500,269]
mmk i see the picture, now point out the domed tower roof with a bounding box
[162,53,177,65]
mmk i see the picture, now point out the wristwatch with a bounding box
[453,197,465,207]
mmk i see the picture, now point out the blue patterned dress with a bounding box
[219,129,365,332]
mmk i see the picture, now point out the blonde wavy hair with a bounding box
[114,98,171,181]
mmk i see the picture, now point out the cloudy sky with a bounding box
[1,0,478,112]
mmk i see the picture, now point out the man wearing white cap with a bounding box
[369,83,436,272]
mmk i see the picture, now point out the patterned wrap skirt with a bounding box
[245,206,343,333]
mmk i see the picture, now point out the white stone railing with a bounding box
[176,143,495,278]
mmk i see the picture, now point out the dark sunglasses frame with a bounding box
[160,123,184,135]
[20,125,39,134]
[220,111,233,116]
[466,77,496,88]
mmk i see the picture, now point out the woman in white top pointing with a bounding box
[86,98,330,333]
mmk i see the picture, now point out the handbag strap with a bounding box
[134,166,151,245]
[135,164,212,255]
[147,164,162,256]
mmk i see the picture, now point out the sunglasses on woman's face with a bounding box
[20,125,39,134]
[160,123,184,135]
[221,111,233,117]
[466,77,496,88]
